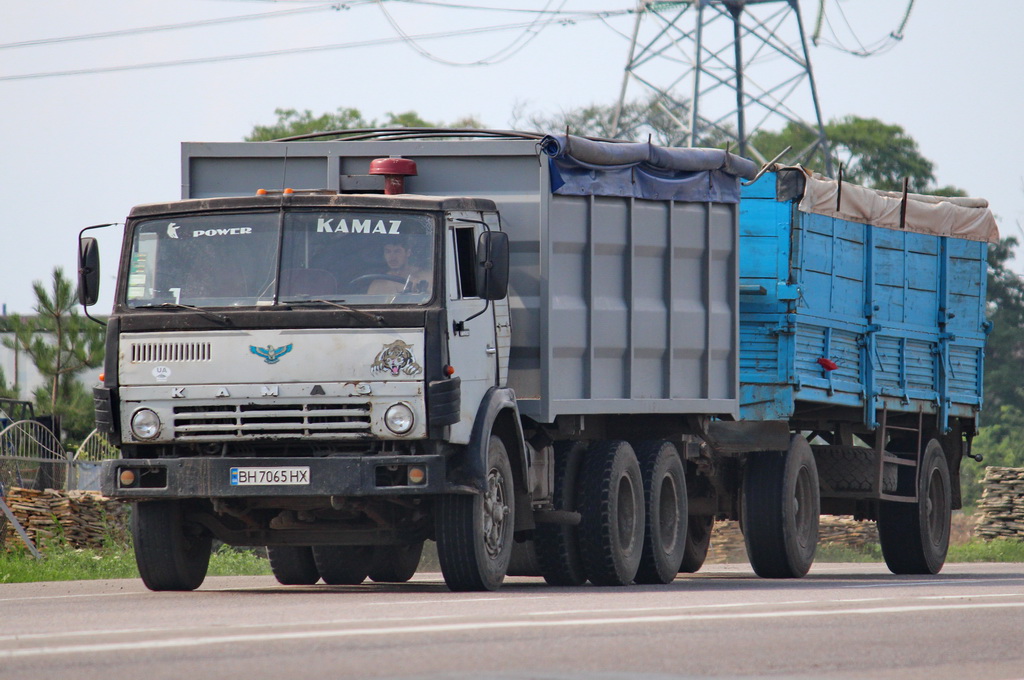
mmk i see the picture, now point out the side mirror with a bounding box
[78,237,101,307]
[476,231,509,301]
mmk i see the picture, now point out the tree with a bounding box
[519,94,733,148]
[246,107,456,141]
[748,116,962,194]
[979,235,1024,416]
[1,268,105,440]
[961,404,1024,506]
[0,368,19,401]
[246,107,373,141]
[523,102,956,195]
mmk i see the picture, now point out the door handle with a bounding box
[485,345,497,355]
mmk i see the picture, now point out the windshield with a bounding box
[125,210,435,308]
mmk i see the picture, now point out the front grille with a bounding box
[131,341,212,363]
[171,401,372,440]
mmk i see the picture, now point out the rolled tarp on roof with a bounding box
[539,134,760,204]
[795,167,1000,244]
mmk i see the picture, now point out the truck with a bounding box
[78,129,997,591]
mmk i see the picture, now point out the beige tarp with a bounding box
[793,167,1000,244]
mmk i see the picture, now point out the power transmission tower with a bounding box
[612,0,833,175]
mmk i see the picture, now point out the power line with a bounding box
[0,15,616,82]
[0,3,362,51]
[375,0,574,66]
[811,0,915,57]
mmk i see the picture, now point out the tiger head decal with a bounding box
[371,340,423,377]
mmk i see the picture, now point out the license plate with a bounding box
[230,466,310,486]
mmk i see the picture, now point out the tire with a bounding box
[578,440,645,586]
[534,441,587,586]
[742,435,820,578]
[634,441,687,585]
[131,500,212,592]
[814,445,898,493]
[267,545,320,585]
[312,545,374,585]
[368,541,424,583]
[679,514,714,574]
[878,439,951,575]
[435,435,515,591]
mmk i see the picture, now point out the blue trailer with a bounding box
[707,167,996,577]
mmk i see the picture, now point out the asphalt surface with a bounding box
[1,562,1023,680]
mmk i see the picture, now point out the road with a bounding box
[2,562,1022,680]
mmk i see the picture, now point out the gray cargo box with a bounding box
[182,136,743,424]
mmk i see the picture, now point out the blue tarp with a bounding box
[539,134,759,204]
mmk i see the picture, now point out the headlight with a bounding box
[130,408,161,440]
[384,403,415,435]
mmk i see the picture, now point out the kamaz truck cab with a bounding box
[81,159,518,592]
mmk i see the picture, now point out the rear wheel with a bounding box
[742,435,820,578]
[878,439,951,575]
[578,440,644,586]
[312,545,374,585]
[267,546,320,585]
[679,514,714,574]
[368,541,424,583]
[535,442,587,586]
[132,500,212,592]
[634,441,686,585]
[436,435,515,591]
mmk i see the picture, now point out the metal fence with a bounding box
[0,421,117,494]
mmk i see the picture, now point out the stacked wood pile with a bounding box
[1,487,129,550]
[975,466,1024,540]
[706,516,879,564]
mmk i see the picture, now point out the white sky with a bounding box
[2,0,1022,315]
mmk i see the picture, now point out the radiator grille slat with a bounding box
[171,401,372,440]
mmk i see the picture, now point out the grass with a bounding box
[0,543,270,584]
[816,538,1024,564]
[1,536,1020,584]
[947,539,1024,563]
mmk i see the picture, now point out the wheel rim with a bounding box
[793,464,815,550]
[483,466,510,559]
[616,474,639,555]
[658,474,680,555]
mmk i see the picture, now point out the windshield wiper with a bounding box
[138,302,233,326]
[285,299,384,325]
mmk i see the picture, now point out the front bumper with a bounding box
[101,454,469,500]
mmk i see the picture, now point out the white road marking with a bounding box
[0,614,457,643]
[364,595,554,606]
[4,601,1024,659]
[843,577,1024,588]
[0,591,142,604]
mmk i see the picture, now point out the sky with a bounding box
[2,0,1022,315]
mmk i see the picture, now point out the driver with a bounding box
[367,240,430,295]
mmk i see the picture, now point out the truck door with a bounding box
[446,213,500,445]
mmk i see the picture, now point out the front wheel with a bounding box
[742,435,820,578]
[436,435,515,591]
[132,500,212,592]
[878,439,951,575]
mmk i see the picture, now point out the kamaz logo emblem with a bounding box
[250,344,293,364]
